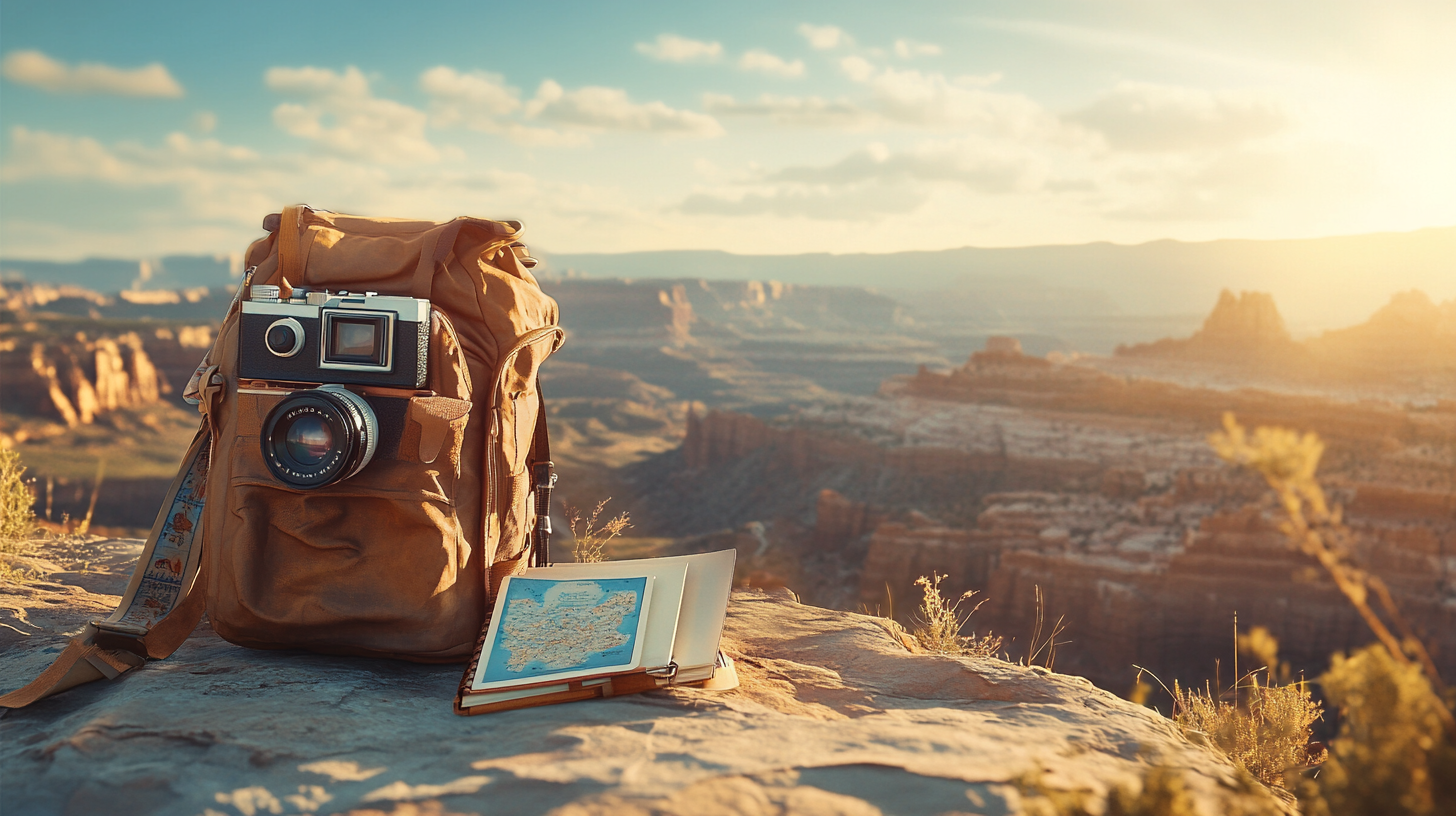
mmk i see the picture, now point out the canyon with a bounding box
[3,268,1454,704]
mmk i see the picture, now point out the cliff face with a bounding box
[1197,290,1294,347]
[2,281,218,425]
[0,539,1285,816]
[658,336,1456,694]
[539,276,907,342]
[2,333,169,426]
[848,477,1456,692]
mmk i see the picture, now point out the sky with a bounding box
[1,0,1453,260]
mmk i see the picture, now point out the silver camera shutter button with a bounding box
[265,318,305,357]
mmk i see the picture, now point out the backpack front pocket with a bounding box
[213,392,480,659]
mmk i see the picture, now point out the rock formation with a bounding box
[1,538,1283,816]
[1116,288,1456,393]
[1117,289,1306,367]
[2,333,169,426]
[1305,289,1456,382]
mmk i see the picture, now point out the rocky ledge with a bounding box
[1,539,1277,816]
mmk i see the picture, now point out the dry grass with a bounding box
[568,499,632,564]
[910,571,1004,658]
[1023,584,1068,670]
[1173,673,1326,788]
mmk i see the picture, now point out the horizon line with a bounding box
[0,224,1452,266]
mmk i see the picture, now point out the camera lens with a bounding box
[283,415,333,464]
[261,385,378,489]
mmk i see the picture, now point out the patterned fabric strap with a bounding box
[0,427,212,709]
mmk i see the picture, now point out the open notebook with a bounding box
[454,549,737,715]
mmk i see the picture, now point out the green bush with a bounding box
[0,447,37,549]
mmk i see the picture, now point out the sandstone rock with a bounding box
[1197,290,1293,347]
[982,336,1024,357]
[1306,290,1456,382]
[1115,290,1306,368]
[1,540,1277,816]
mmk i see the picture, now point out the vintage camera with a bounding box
[239,286,429,389]
[240,285,428,489]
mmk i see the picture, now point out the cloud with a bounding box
[526,80,723,138]
[839,56,875,82]
[265,65,370,97]
[894,39,942,59]
[1070,82,1289,152]
[772,140,1045,194]
[1,49,183,98]
[738,50,805,78]
[853,64,1051,137]
[1,126,132,183]
[1106,142,1369,222]
[703,92,875,129]
[192,111,217,134]
[420,66,521,120]
[265,65,438,164]
[0,125,568,255]
[798,23,852,50]
[701,65,1033,137]
[675,136,1046,222]
[635,34,723,63]
[679,183,926,220]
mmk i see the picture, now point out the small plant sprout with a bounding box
[568,498,631,564]
[911,572,1004,658]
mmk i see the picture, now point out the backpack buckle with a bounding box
[91,620,149,658]
[531,461,557,567]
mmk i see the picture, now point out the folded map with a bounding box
[455,549,737,715]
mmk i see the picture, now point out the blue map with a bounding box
[480,576,648,685]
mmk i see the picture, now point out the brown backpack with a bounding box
[1,206,564,706]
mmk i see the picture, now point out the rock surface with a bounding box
[0,539,1275,816]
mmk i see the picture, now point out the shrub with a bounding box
[0,447,37,550]
[1173,673,1325,788]
[1296,644,1456,815]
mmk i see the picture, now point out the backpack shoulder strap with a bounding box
[0,427,213,708]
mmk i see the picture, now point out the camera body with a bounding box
[239,286,430,488]
[239,288,430,389]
